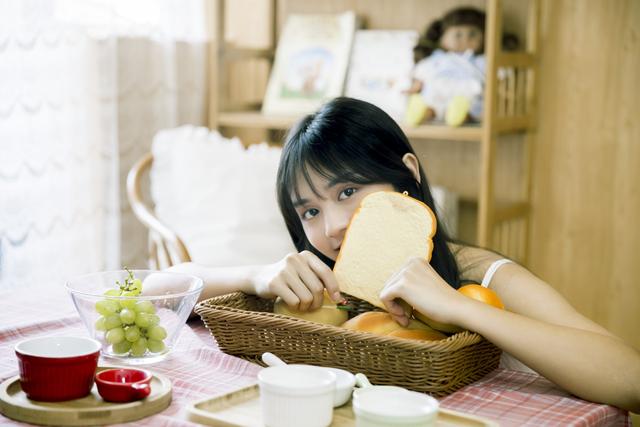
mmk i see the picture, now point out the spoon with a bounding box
[261,352,287,367]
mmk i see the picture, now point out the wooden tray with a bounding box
[187,384,497,427]
[0,366,172,426]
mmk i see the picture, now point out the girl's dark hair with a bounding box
[414,7,486,62]
[276,97,461,289]
[413,7,518,63]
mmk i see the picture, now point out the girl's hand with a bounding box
[140,271,193,296]
[380,257,468,326]
[252,251,342,312]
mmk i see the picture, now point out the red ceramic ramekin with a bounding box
[15,336,101,402]
[95,368,152,403]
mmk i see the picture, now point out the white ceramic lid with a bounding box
[15,336,101,358]
[258,365,336,396]
[353,387,439,422]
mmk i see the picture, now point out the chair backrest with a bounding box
[127,152,191,269]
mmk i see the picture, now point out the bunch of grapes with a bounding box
[94,268,167,356]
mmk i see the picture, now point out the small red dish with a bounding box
[95,368,152,403]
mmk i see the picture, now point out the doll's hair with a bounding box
[276,97,462,288]
[413,7,519,63]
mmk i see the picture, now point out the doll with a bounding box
[405,7,517,127]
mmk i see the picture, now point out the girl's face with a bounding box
[292,168,394,261]
[441,24,483,53]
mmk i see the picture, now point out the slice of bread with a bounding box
[333,191,436,309]
[273,291,348,326]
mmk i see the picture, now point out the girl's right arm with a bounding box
[166,250,342,311]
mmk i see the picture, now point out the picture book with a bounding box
[262,11,357,115]
[345,30,418,122]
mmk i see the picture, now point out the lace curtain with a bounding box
[0,0,209,289]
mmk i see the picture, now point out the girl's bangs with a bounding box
[287,140,375,202]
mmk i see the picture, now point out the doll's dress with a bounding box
[413,49,485,121]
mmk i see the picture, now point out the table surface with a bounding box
[0,284,630,427]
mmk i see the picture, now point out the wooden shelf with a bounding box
[218,111,298,130]
[218,111,485,142]
[210,0,540,263]
[404,123,483,142]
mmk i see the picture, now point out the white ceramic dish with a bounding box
[261,352,356,407]
[352,373,439,427]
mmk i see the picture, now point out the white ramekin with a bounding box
[258,365,336,427]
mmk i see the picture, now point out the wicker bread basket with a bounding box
[195,292,501,397]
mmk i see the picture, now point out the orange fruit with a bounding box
[458,284,504,309]
[415,283,505,334]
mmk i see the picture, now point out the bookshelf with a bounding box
[206,0,539,264]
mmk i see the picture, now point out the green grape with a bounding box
[95,316,107,331]
[130,337,147,356]
[131,279,143,293]
[95,299,119,316]
[125,325,141,342]
[135,312,159,328]
[106,327,125,344]
[134,313,150,328]
[119,308,136,324]
[119,292,138,309]
[147,314,160,327]
[112,340,132,354]
[134,300,155,314]
[98,269,170,359]
[147,339,165,353]
[104,314,122,330]
[147,325,167,341]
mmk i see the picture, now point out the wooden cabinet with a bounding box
[206,0,539,264]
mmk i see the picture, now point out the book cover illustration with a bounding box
[262,11,357,115]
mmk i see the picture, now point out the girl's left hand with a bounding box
[379,257,468,326]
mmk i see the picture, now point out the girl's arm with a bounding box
[165,251,342,310]
[380,255,640,412]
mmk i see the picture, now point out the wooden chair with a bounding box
[126,152,191,269]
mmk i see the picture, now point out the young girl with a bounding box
[167,97,640,412]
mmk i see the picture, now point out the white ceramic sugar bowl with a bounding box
[258,364,336,427]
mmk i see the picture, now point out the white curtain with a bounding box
[0,0,210,289]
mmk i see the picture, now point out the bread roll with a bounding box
[341,312,446,341]
[273,292,348,326]
[333,191,436,309]
[413,312,463,334]
[387,329,447,341]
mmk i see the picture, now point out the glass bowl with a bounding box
[66,270,203,364]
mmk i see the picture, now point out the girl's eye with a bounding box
[338,187,357,200]
[302,208,319,220]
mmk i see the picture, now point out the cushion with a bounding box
[150,126,295,266]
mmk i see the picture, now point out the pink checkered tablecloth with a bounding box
[0,284,630,426]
